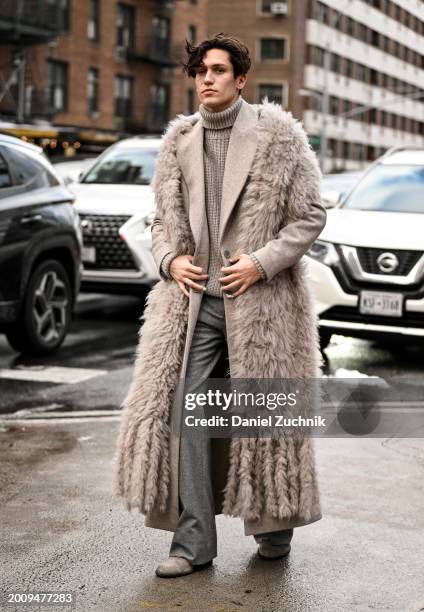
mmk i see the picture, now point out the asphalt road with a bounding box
[2,293,424,417]
[0,294,424,611]
[0,294,142,416]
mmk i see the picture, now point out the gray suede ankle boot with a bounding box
[155,556,213,578]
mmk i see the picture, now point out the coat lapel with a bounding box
[177,99,259,250]
[219,100,258,243]
[176,118,207,253]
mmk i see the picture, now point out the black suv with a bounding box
[0,135,82,355]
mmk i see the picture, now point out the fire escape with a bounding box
[125,0,179,133]
[0,0,61,123]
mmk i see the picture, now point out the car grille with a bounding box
[79,213,137,270]
[321,306,424,328]
[356,247,422,276]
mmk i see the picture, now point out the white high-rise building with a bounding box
[304,0,424,171]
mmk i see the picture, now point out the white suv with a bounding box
[307,147,424,348]
[71,137,161,295]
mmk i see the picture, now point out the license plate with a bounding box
[82,246,96,263]
[359,291,403,317]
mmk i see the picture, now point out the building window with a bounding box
[346,16,354,36]
[88,0,99,41]
[343,141,350,160]
[187,24,197,45]
[87,68,99,115]
[314,1,328,23]
[258,83,284,106]
[381,35,389,53]
[357,23,368,43]
[312,46,325,67]
[381,110,387,127]
[150,83,170,130]
[343,99,351,114]
[330,53,340,73]
[186,89,195,115]
[117,3,134,49]
[46,60,68,112]
[59,0,70,31]
[46,0,70,32]
[114,75,132,118]
[330,96,339,115]
[356,63,366,82]
[152,16,170,58]
[260,38,286,61]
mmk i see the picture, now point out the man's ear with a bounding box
[237,74,247,91]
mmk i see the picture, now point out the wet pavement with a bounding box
[1,415,423,612]
[0,295,424,611]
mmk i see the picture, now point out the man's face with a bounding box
[194,48,247,112]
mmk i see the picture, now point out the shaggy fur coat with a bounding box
[114,99,327,534]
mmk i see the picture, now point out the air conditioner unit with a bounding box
[270,2,288,16]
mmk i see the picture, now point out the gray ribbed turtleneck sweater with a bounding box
[200,95,242,296]
[160,96,266,294]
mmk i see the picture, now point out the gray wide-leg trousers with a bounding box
[170,294,293,565]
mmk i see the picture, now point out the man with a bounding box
[115,34,326,579]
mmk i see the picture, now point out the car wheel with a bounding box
[319,329,332,351]
[6,260,73,356]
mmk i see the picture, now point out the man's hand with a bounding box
[170,255,208,297]
[219,254,261,298]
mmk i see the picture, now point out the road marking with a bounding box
[0,415,121,426]
[0,366,107,384]
[1,408,122,420]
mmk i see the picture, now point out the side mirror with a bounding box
[78,170,85,182]
[321,190,341,209]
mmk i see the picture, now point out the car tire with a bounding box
[319,329,332,351]
[6,259,73,356]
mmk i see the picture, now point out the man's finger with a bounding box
[219,273,239,284]
[184,271,209,280]
[220,279,243,291]
[186,262,204,274]
[231,284,248,297]
[221,264,239,274]
[178,281,190,297]
[183,277,206,292]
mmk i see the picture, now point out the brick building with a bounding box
[1,0,424,168]
[0,0,207,147]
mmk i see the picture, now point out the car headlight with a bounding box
[144,211,155,227]
[307,240,339,266]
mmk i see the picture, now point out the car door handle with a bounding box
[20,214,42,224]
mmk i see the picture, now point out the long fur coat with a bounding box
[114,99,327,533]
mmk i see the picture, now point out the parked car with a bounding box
[0,134,82,355]
[306,146,424,348]
[54,157,98,185]
[70,137,160,295]
[321,171,364,208]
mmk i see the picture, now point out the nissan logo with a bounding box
[376,252,399,273]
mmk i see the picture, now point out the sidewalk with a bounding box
[0,414,423,612]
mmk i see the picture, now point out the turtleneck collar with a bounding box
[199,95,243,130]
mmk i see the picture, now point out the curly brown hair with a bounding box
[182,33,251,79]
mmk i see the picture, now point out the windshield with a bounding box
[342,164,424,213]
[82,147,158,185]
[321,173,362,200]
